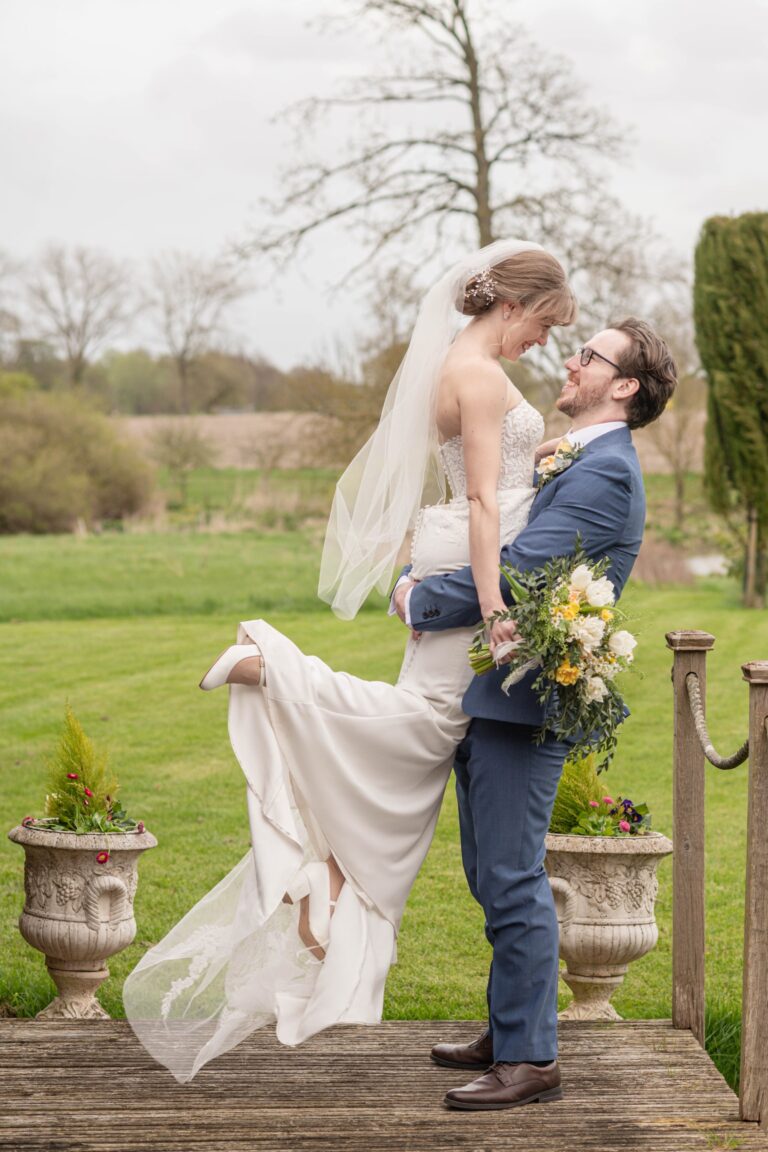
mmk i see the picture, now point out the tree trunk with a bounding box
[177,358,189,415]
[744,506,759,608]
[674,469,686,532]
[757,525,768,609]
[459,9,494,246]
[69,355,86,387]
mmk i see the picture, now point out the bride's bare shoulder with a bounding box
[439,350,507,398]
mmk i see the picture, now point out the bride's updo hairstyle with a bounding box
[461,249,577,326]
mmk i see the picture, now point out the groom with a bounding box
[394,318,677,1110]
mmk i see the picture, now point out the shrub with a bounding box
[549,755,603,835]
[0,371,38,398]
[0,391,153,533]
[20,706,142,835]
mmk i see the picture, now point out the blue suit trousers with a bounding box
[453,719,570,1062]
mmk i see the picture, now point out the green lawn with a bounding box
[0,529,759,1091]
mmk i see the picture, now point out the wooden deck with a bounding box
[1,1019,766,1152]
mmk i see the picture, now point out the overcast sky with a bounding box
[1,0,766,368]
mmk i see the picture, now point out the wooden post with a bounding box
[739,660,768,1124]
[666,630,714,1048]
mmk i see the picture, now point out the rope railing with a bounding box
[684,672,750,769]
[666,631,768,1128]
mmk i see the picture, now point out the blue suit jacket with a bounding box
[407,426,645,725]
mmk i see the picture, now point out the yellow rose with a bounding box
[601,609,614,622]
[561,603,579,620]
[555,660,581,685]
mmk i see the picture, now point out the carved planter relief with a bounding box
[545,831,672,1020]
[8,825,157,1019]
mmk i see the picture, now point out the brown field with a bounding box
[117,407,705,475]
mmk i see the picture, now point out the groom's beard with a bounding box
[555,375,612,419]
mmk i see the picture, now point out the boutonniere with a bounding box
[536,442,584,490]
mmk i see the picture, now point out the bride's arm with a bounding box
[456,369,512,623]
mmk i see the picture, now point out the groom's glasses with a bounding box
[577,346,622,372]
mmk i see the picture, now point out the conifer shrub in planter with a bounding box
[8,707,156,1019]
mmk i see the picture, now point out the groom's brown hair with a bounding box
[612,317,677,429]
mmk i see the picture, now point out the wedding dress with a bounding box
[123,399,545,1083]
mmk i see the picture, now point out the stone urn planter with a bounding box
[7,824,157,1019]
[544,830,672,1020]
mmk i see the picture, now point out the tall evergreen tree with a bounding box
[693,213,768,608]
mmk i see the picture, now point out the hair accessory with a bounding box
[467,266,496,306]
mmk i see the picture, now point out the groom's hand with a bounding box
[394,578,421,637]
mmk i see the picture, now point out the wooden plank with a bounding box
[0,1020,766,1152]
[666,630,712,1045]
[740,662,768,1124]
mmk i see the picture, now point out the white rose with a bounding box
[569,564,594,592]
[568,615,606,651]
[608,630,637,659]
[584,675,609,702]
[585,577,615,607]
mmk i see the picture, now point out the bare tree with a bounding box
[27,245,134,385]
[247,0,631,279]
[0,250,22,366]
[150,251,246,414]
[149,421,217,506]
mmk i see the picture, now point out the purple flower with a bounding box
[621,799,633,809]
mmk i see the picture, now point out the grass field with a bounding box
[144,466,731,557]
[0,525,758,1090]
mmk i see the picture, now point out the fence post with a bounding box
[666,629,714,1047]
[739,660,768,1124]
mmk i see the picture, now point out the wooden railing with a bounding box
[667,630,768,1125]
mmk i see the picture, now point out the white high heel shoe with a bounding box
[284,862,338,961]
[199,645,264,691]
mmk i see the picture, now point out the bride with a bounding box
[123,238,576,1082]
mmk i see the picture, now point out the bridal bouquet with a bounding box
[468,551,637,769]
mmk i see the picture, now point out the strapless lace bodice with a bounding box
[438,398,545,498]
[409,399,545,581]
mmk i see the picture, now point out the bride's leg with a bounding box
[284,856,346,961]
[226,655,264,686]
[199,643,265,690]
[327,854,346,904]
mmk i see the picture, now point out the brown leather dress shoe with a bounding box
[444,1060,563,1111]
[430,1029,494,1071]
